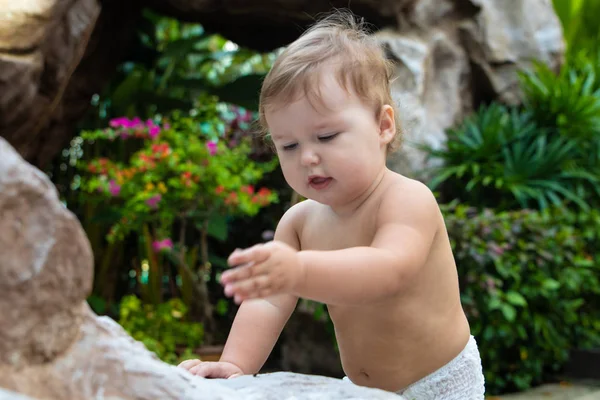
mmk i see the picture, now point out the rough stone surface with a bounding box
[0,136,405,399]
[375,0,565,177]
[218,372,404,399]
[0,388,37,400]
[0,0,101,167]
[0,135,93,369]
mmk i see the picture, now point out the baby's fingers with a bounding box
[189,362,240,378]
[178,359,203,371]
[227,244,270,268]
[225,275,274,303]
[221,261,256,285]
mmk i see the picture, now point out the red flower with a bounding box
[225,192,239,205]
[241,185,255,195]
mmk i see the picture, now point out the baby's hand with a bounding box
[177,359,244,379]
[221,241,305,303]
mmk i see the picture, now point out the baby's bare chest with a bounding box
[299,210,378,251]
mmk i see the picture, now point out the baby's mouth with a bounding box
[308,176,333,190]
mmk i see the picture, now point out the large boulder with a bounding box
[0,136,404,399]
[376,0,565,176]
[0,0,564,175]
[0,0,141,168]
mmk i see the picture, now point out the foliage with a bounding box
[95,10,277,121]
[79,99,278,245]
[444,203,600,394]
[422,103,599,210]
[423,53,600,211]
[46,11,286,338]
[519,58,600,141]
[75,97,279,329]
[552,0,600,56]
[118,294,204,365]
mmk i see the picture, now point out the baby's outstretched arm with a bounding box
[222,182,439,306]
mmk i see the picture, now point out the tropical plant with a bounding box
[519,59,600,141]
[552,0,600,56]
[422,103,599,210]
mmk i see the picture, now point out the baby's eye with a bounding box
[282,143,298,151]
[318,132,339,142]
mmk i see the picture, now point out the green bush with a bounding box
[552,0,600,56]
[423,104,597,210]
[424,53,600,211]
[118,295,205,365]
[519,59,600,142]
[444,204,600,394]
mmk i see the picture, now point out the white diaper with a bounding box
[343,335,485,399]
[397,335,485,399]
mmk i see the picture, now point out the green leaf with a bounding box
[500,303,517,322]
[505,291,528,307]
[161,35,209,59]
[210,74,265,110]
[542,279,561,290]
[207,213,228,242]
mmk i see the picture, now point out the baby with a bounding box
[179,10,485,399]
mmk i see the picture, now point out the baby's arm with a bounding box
[218,293,298,375]
[294,181,440,304]
[179,207,301,377]
[221,181,440,306]
[296,181,439,305]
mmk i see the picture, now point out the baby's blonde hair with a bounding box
[258,9,402,153]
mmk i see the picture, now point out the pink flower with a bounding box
[108,117,145,130]
[206,141,218,156]
[108,117,143,128]
[109,117,129,128]
[146,194,162,209]
[152,238,173,252]
[108,180,121,196]
[242,110,253,122]
[148,126,161,139]
[128,117,143,129]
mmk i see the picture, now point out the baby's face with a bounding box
[266,73,395,210]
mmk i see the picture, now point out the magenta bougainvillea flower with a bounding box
[206,141,217,155]
[146,194,162,209]
[152,238,173,252]
[108,180,121,196]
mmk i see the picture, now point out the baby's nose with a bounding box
[300,149,320,166]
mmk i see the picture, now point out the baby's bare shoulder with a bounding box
[278,199,321,231]
[383,175,438,208]
[378,175,440,226]
[282,199,320,220]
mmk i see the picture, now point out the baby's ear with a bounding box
[378,105,396,145]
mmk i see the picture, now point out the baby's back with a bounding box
[297,173,471,392]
